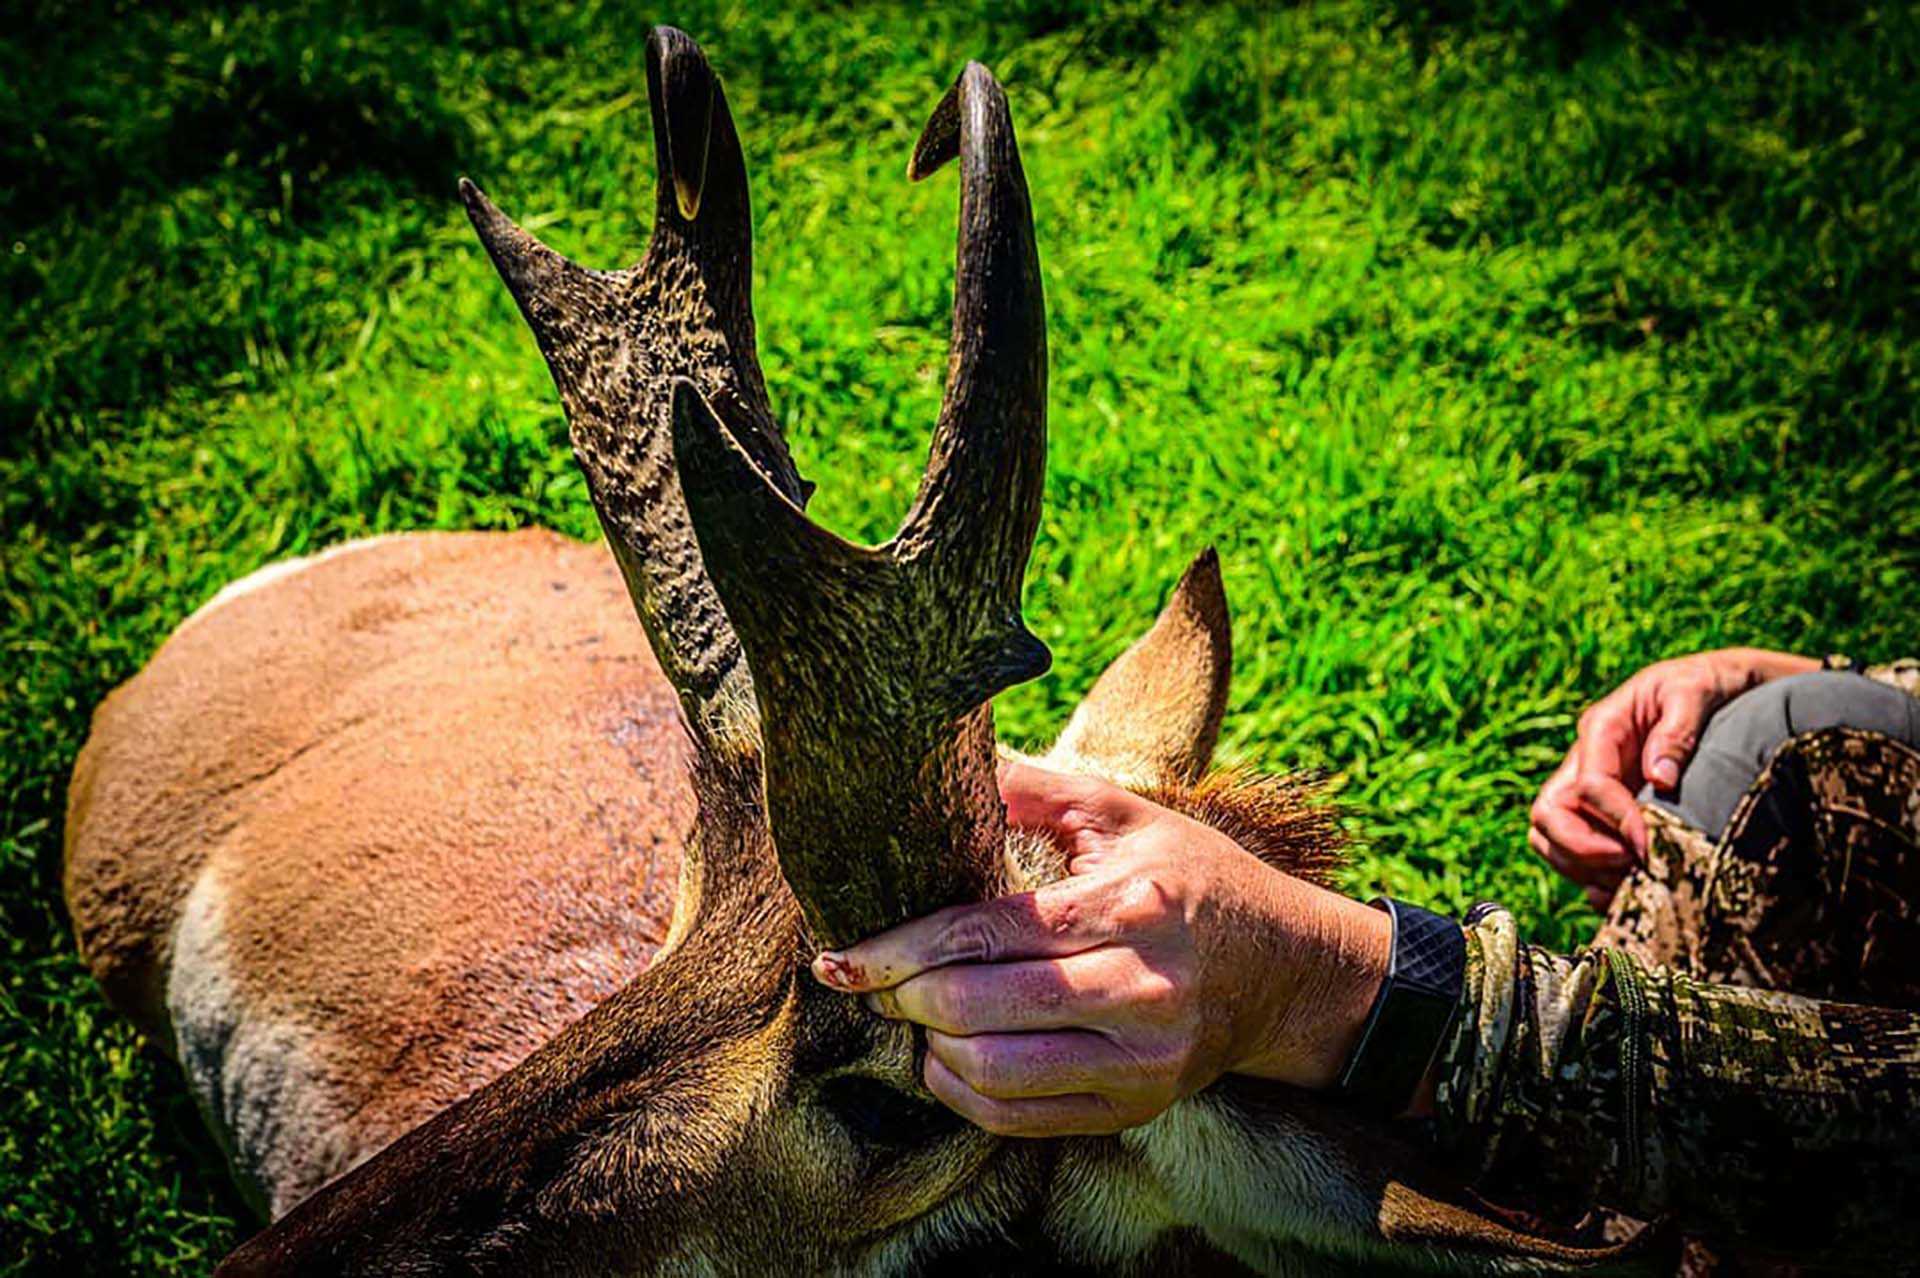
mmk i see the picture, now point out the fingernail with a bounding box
[812,952,857,989]
[1650,757,1679,788]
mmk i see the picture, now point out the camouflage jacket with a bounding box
[1426,660,1920,1267]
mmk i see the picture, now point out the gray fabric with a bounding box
[1641,670,1920,839]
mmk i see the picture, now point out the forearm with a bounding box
[1699,646,1819,696]
[1428,906,1920,1253]
[1732,649,1920,697]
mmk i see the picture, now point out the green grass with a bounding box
[4,0,1916,1269]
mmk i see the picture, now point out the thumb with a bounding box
[997,753,1142,837]
[1641,685,1714,791]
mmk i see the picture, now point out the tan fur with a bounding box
[66,530,1658,1272]
[65,529,693,1200]
[1047,548,1232,789]
[1153,770,1346,889]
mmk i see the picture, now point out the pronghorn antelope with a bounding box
[64,29,1661,1276]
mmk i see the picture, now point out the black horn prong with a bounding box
[669,380,877,637]
[907,77,962,181]
[459,177,601,324]
[648,26,715,221]
[893,63,1047,627]
[465,28,805,761]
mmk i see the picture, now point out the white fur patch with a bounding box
[1044,1137,1181,1267]
[1058,1094,1545,1276]
[167,860,368,1219]
[1126,1095,1377,1270]
[175,535,406,640]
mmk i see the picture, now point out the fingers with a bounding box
[1530,786,1636,868]
[996,755,1143,838]
[1570,766,1649,859]
[862,947,1171,1036]
[1572,696,1647,798]
[1530,754,1637,889]
[924,1052,1132,1137]
[812,875,1119,993]
[1537,654,1734,900]
[1531,750,1629,845]
[1640,682,1714,791]
[926,1028,1161,1102]
[1528,822,1629,887]
[1535,702,1652,864]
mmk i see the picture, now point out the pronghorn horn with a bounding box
[649,25,714,220]
[670,62,1051,947]
[460,26,803,751]
[894,63,1049,625]
[639,24,768,338]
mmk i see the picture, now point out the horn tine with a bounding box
[643,25,751,260]
[668,380,881,651]
[460,176,757,745]
[907,75,962,181]
[459,178,602,324]
[639,26,790,496]
[892,62,1047,624]
[674,365,1047,721]
[670,380,933,944]
[647,26,715,222]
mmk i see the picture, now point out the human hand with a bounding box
[1529,647,1816,906]
[810,757,1390,1136]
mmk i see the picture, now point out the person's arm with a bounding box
[1429,905,1920,1257]
[1529,648,1817,906]
[821,758,1920,1261]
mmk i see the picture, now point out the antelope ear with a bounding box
[1044,548,1231,788]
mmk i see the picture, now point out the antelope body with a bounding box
[64,30,1659,1276]
[66,530,689,1219]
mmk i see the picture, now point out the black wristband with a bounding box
[1334,898,1466,1117]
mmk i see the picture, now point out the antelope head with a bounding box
[217,30,1662,1276]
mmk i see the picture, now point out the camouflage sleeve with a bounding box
[1427,904,1920,1253]
[1864,658,1920,699]
[1824,652,1920,698]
